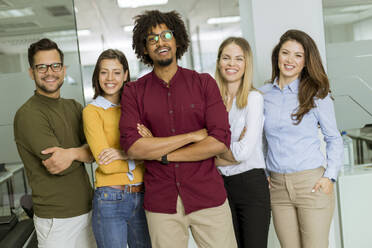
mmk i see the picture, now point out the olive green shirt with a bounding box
[14,91,93,218]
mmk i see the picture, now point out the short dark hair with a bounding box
[92,49,130,99]
[28,38,64,67]
[132,10,189,66]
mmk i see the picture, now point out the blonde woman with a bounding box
[215,37,270,248]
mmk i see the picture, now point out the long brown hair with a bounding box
[215,37,255,109]
[271,29,330,124]
[92,49,130,99]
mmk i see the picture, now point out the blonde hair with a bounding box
[215,37,255,109]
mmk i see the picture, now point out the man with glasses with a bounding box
[120,10,237,248]
[14,38,96,248]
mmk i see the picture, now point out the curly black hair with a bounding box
[132,10,190,66]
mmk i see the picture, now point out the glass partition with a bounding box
[0,0,89,211]
[323,1,372,247]
[323,1,372,165]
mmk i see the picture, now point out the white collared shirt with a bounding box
[218,91,266,176]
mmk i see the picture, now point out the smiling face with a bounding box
[278,40,305,84]
[29,49,66,98]
[98,59,128,104]
[145,23,177,68]
[218,43,245,85]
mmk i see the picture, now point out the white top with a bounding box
[218,90,266,176]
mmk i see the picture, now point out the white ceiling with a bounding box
[1,0,372,55]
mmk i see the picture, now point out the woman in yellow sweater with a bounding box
[83,49,151,248]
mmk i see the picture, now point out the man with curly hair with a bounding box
[119,10,237,248]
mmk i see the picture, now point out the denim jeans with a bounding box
[92,186,151,248]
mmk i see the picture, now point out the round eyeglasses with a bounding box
[146,30,173,45]
[34,63,63,73]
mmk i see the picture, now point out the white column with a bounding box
[238,0,327,86]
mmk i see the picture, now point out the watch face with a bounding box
[161,155,169,165]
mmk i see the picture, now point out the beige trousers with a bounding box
[145,196,237,248]
[270,167,335,248]
[34,211,96,248]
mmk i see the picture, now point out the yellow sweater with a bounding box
[82,104,145,187]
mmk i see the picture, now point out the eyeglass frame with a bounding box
[33,63,64,73]
[145,30,174,45]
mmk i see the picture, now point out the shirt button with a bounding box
[176,182,180,187]
[175,163,179,168]
[169,110,173,114]
[191,104,194,108]
[168,92,171,97]
[171,128,175,133]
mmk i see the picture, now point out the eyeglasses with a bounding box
[146,30,173,45]
[34,63,63,73]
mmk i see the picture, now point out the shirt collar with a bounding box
[91,96,118,110]
[151,66,181,87]
[272,77,300,93]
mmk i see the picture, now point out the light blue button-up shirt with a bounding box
[260,78,343,180]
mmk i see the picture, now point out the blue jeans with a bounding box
[92,186,151,248]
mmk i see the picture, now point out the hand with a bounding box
[239,127,246,141]
[41,147,74,174]
[137,124,153,137]
[267,176,272,189]
[312,177,334,194]
[190,129,208,142]
[98,148,128,165]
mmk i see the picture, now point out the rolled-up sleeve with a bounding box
[119,83,143,153]
[202,74,231,148]
[315,94,343,180]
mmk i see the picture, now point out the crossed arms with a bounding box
[128,124,228,162]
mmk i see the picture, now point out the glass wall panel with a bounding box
[323,0,372,165]
[323,1,372,247]
[0,0,87,212]
[74,0,242,103]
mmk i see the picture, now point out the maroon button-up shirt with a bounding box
[120,66,231,214]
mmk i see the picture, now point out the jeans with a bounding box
[92,186,151,248]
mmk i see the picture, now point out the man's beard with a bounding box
[35,75,64,94]
[157,58,173,67]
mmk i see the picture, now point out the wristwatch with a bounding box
[161,154,169,165]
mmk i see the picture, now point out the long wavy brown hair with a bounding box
[271,29,330,124]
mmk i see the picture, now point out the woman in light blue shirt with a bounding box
[260,30,343,248]
[215,37,270,248]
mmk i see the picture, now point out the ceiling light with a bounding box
[123,25,134,32]
[44,30,76,37]
[340,4,372,13]
[117,0,168,8]
[78,29,91,36]
[0,7,34,19]
[207,16,240,25]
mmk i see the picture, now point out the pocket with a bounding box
[34,216,54,241]
[95,189,128,218]
[95,188,125,203]
[180,102,205,132]
[311,190,332,208]
[269,176,288,205]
